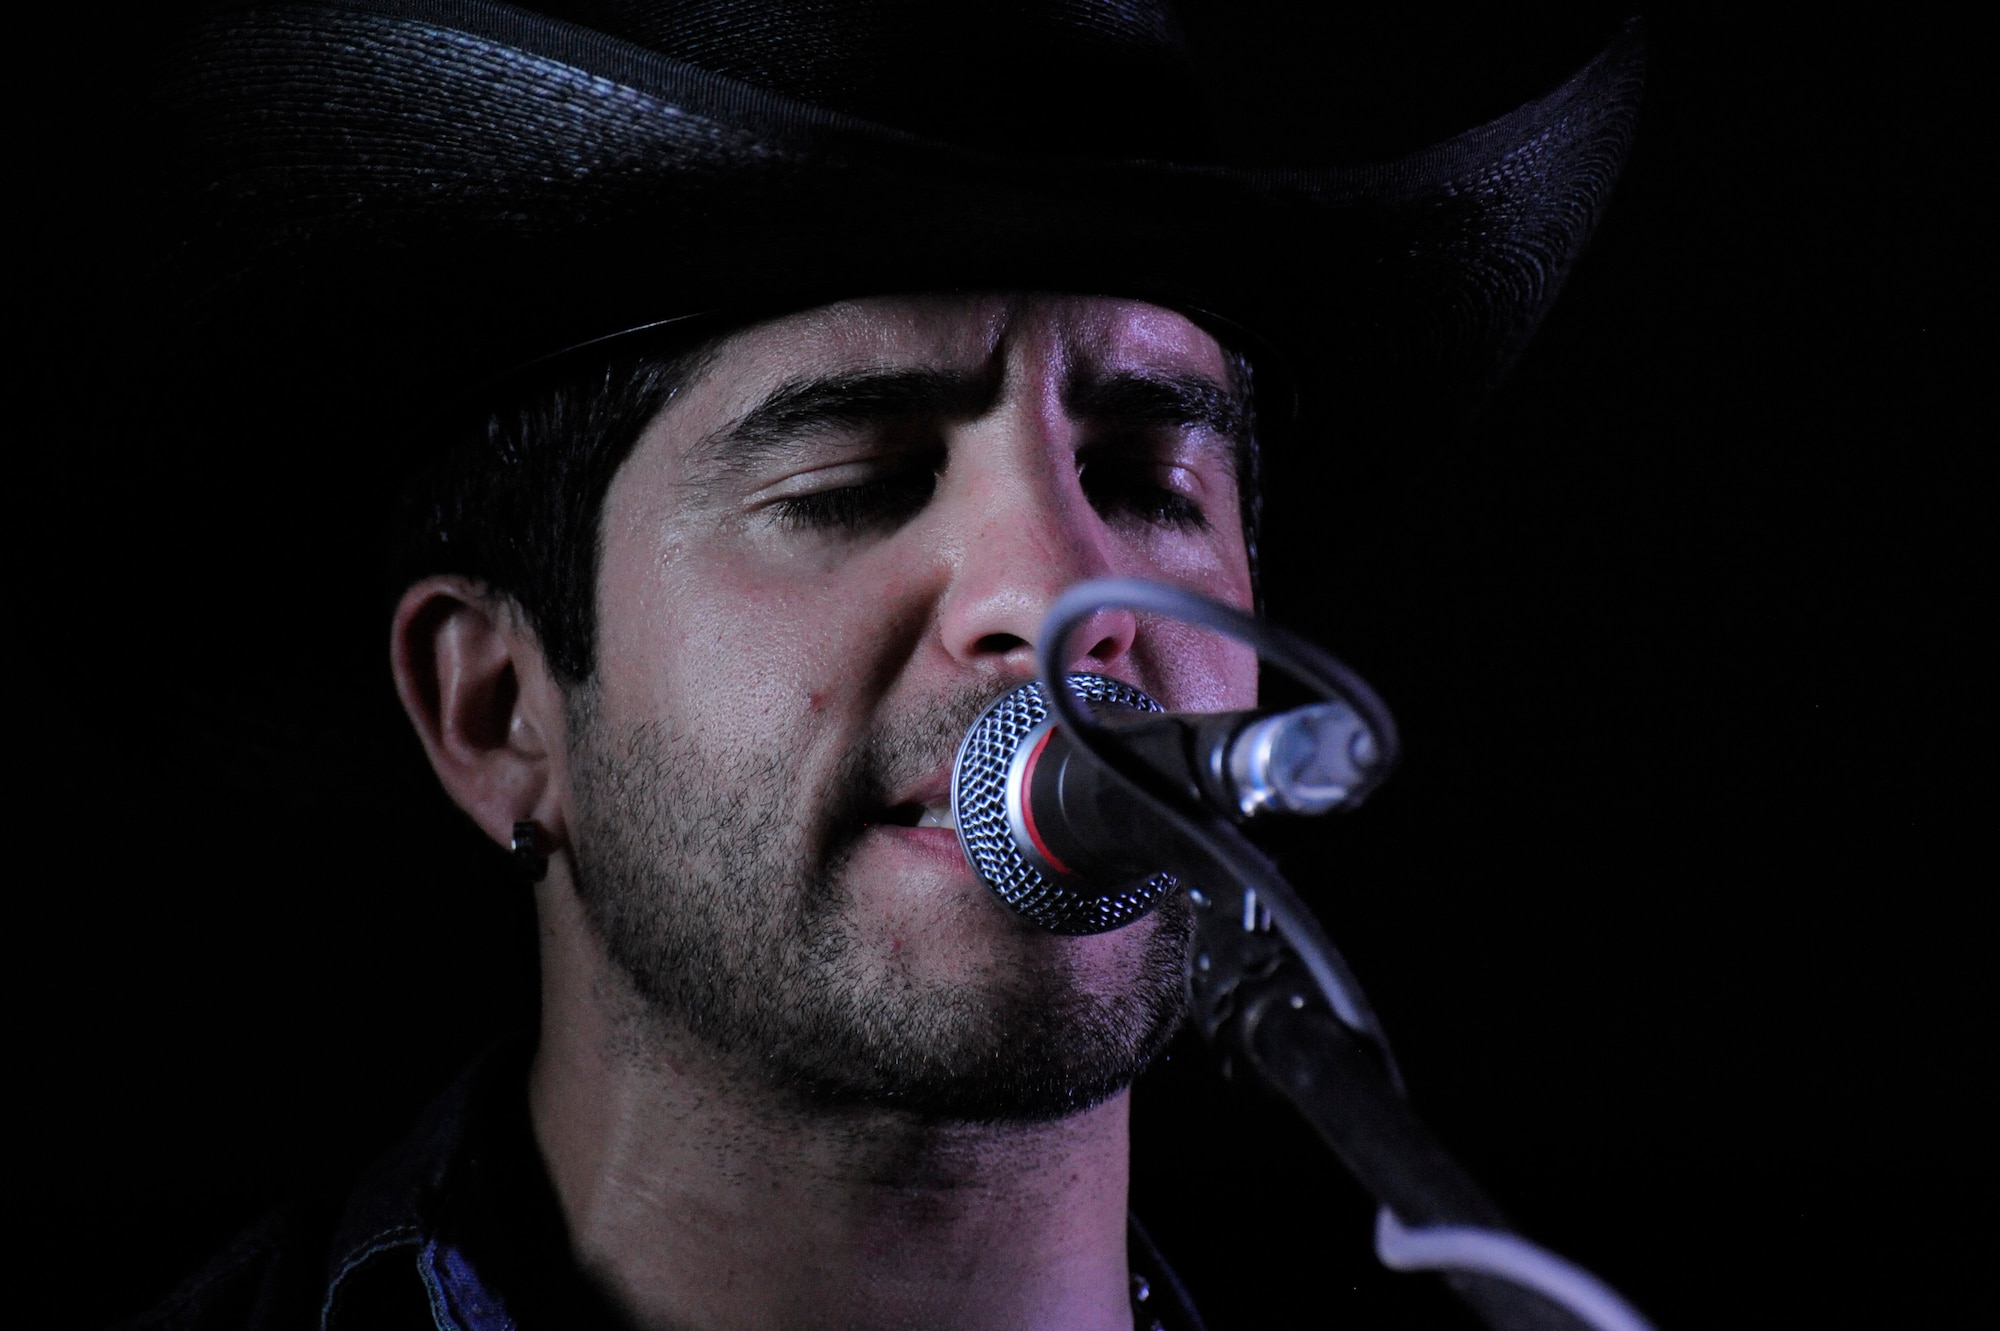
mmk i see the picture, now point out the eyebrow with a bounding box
[688,360,1247,483]
[1063,369,1247,441]
[695,367,1002,474]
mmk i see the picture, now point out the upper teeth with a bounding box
[916,804,957,831]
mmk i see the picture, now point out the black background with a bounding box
[19,2,1990,1327]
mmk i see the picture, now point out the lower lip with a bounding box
[866,823,972,870]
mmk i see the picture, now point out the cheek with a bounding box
[1105,491,1256,607]
[1108,534,1258,712]
[592,511,933,759]
[1140,624,1260,713]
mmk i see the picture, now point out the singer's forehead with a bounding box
[665,294,1242,476]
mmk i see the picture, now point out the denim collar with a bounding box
[318,1041,609,1331]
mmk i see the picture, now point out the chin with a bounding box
[766,889,1196,1124]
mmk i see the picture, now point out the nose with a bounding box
[935,476,1139,680]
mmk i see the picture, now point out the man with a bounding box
[382,293,1255,1331]
[136,2,1641,1327]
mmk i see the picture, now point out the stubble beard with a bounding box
[563,682,1191,1124]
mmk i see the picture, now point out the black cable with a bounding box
[1036,576,1404,1087]
[1033,578,1658,1331]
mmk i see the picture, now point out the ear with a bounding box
[390,575,572,853]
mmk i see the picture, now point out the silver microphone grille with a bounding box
[950,673,1177,935]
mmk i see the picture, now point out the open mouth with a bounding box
[874,801,957,831]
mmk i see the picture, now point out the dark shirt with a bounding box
[129,1045,1207,1330]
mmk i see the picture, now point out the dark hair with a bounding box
[1226,350,1263,612]
[394,332,719,684]
[397,328,1262,686]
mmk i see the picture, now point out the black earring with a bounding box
[511,820,549,883]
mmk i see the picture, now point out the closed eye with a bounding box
[767,453,942,533]
[1077,454,1213,531]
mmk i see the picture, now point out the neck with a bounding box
[527,875,1136,1331]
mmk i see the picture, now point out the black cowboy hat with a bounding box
[149,0,1644,464]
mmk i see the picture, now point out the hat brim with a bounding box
[155,0,1644,454]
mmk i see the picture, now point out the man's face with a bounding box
[564,293,1258,1120]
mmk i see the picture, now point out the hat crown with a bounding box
[544,0,1209,156]
[156,0,1646,462]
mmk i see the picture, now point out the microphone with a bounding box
[951,673,1388,934]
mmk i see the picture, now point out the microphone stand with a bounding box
[1035,579,1658,1331]
[1188,872,1619,1331]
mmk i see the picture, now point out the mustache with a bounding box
[818,679,1011,850]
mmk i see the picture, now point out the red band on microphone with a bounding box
[1018,727,1074,877]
